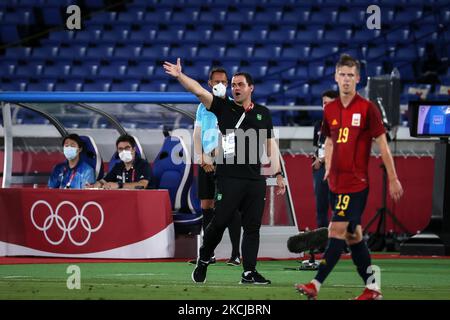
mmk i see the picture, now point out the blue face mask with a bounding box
[63,146,78,161]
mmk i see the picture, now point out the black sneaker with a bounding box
[226,256,241,266]
[239,270,271,285]
[191,260,208,283]
[188,256,215,266]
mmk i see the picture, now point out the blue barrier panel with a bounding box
[0,92,199,103]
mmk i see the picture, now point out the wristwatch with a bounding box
[118,180,124,189]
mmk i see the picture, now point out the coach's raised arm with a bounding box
[163,58,213,109]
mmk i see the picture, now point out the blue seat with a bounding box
[97,64,127,79]
[366,64,384,77]
[154,29,184,43]
[113,46,142,59]
[116,11,144,24]
[385,29,411,44]
[79,135,104,181]
[57,45,86,60]
[183,26,211,42]
[224,45,253,60]
[255,80,281,95]
[101,29,130,43]
[166,82,186,92]
[41,63,71,79]
[280,45,310,61]
[46,30,75,44]
[152,134,201,234]
[171,8,198,23]
[110,81,140,92]
[295,27,323,44]
[83,81,110,92]
[13,64,42,78]
[266,26,297,43]
[53,82,83,91]
[308,63,325,79]
[352,28,380,44]
[30,46,59,59]
[4,47,32,59]
[310,45,339,60]
[394,8,423,24]
[73,29,102,43]
[85,45,114,60]
[141,45,170,59]
[126,63,155,79]
[226,9,252,23]
[210,25,240,43]
[253,9,283,24]
[240,61,268,78]
[337,8,365,25]
[309,10,338,24]
[197,8,226,24]
[252,45,281,60]
[412,24,438,42]
[196,46,225,60]
[139,82,165,92]
[41,6,64,25]
[282,7,311,24]
[70,63,99,79]
[26,81,54,91]
[168,46,196,60]
[128,25,158,43]
[239,26,267,43]
[323,28,352,43]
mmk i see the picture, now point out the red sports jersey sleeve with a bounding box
[367,102,386,139]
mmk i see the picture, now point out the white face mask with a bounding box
[63,146,78,161]
[212,82,226,97]
[119,150,133,163]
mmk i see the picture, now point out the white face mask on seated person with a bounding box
[119,150,133,163]
[63,146,78,161]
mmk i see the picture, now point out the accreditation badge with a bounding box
[222,132,236,158]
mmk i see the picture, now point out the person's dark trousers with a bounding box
[312,165,330,228]
[228,211,241,258]
[199,176,265,271]
[202,208,214,231]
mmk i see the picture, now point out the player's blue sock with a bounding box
[314,238,346,284]
[350,240,372,285]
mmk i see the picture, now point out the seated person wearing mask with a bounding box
[48,133,96,189]
[91,134,151,190]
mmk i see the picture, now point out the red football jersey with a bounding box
[321,94,386,193]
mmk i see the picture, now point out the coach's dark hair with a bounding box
[115,134,136,148]
[233,72,254,86]
[62,133,84,150]
[209,67,228,80]
[336,54,360,74]
[321,90,339,99]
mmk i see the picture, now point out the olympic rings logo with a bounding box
[30,200,104,246]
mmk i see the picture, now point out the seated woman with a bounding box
[48,133,95,189]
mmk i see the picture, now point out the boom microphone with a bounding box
[287,227,329,253]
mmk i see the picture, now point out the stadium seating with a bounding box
[0,0,448,126]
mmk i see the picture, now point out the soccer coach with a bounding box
[164,58,286,285]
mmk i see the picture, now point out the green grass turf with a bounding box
[1,259,449,300]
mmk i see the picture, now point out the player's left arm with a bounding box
[374,134,403,202]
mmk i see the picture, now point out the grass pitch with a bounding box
[1,258,449,300]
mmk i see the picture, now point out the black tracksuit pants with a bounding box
[199,176,266,272]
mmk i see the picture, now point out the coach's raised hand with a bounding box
[163,58,182,78]
[163,57,213,109]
